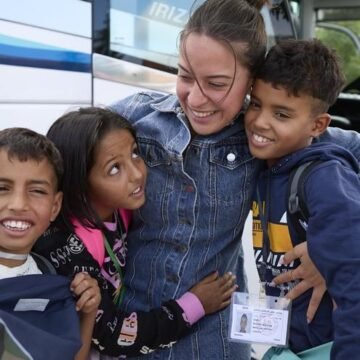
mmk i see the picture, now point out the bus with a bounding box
[0,0,296,133]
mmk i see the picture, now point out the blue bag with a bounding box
[0,274,82,360]
[262,342,332,360]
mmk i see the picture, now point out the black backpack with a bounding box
[287,160,323,239]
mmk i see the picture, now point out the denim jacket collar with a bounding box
[150,93,183,114]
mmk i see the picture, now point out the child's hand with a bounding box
[71,272,101,314]
[189,271,237,314]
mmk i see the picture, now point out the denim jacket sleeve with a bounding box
[318,127,360,162]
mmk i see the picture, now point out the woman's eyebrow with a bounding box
[178,64,232,80]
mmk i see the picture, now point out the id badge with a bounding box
[228,291,291,346]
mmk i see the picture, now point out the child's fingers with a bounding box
[70,272,88,290]
[219,298,232,310]
[76,291,95,311]
[218,272,236,289]
[221,284,238,301]
[219,284,238,309]
[70,272,94,294]
[199,271,219,285]
[76,285,100,312]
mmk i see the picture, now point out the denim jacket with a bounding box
[111,92,258,359]
[110,92,360,360]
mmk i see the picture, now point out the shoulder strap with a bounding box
[287,160,323,240]
[30,252,57,274]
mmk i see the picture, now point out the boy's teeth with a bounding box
[3,220,31,230]
[254,133,271,143]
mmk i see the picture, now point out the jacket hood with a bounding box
[271,142,360,174]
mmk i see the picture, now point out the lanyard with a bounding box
[102,211,126,307]
[256,180,271,284]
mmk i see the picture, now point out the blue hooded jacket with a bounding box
[252,142,360,358]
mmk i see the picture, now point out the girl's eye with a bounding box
[109,164,120,175]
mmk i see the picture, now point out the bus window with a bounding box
[93,0,296,85]
[263,0,298,47]
[109,0,193,70]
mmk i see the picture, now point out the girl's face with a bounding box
[176,33,252,136]
[87,129,147,222]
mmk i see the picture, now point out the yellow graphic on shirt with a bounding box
[252,200,298,293]
[252,201,293,253]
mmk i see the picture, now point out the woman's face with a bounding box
[176,33,252,136]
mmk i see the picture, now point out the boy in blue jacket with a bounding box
[245,38,360,359]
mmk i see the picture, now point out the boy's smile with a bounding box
[245,80,328,167]
[0,150,62,257]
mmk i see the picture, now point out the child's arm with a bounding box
[70,272,101,360]
[34,227,236,357]
[90,271,236,357]
[174,271,237,327]
[272,242,327,323]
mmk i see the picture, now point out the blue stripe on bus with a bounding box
[0,35,91,73]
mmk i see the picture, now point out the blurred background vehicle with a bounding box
[1,0,358,133]
[289,0,360,131]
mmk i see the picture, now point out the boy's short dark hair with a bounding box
[0,127,63,189]
[256,38,345,113]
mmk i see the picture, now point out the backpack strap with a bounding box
[287,160,323,240]
[30,252,57,274]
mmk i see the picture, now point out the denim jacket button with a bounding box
[227,152,236,162]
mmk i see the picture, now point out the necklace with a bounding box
[0,250,28,261]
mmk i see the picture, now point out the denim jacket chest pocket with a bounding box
[138,138,173,198]
[209,143,255,204]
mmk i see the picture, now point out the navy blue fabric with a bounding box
[254,142,360,358]
[0,274,81,360]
